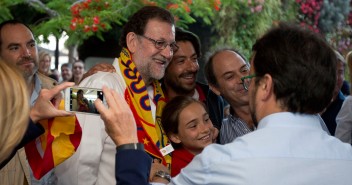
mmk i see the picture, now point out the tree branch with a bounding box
[25,0,58,17]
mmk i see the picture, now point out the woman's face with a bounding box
[39,55,51,75]
[73,62,85,78]
[170,102,214,155]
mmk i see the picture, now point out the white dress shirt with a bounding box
[171,112,352,185]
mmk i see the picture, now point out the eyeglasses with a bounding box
[241,74,256,91]
[138,34,179,52]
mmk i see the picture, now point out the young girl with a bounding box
[161,96,215,177]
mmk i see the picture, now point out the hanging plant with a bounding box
[296,0,323,33]
[318,0,350,34]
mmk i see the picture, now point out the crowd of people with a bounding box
[37,50,86,86]
[1,5,352,185]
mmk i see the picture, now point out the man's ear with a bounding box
[126,32,138,53]
[258,74,273,101]
[169,134,181,144]
[209,84,221,96]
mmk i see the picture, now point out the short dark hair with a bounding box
[0,20,33,51]
[175,27,201,57]
[73,60,85,70]
[61,63,72,70]
[161,96,206,148]
[119,6,174,48]
[77,89,84,95]
[204,48,248,87]
[252,23,336,114]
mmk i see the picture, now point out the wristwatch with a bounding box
[116,143,144,152]
[155,170,171,182]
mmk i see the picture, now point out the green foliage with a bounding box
[0,0,220,46]
[0,0,23,22]
[0,7,13,21]
[211,0,296,58]
[2,0,350,57]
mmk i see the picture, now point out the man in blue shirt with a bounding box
[0,20,74,184]
[204,49,255,144]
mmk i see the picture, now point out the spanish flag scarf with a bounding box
[25,101,81,179]
[119,48,171,166]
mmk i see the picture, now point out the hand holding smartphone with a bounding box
[64,87,106,114]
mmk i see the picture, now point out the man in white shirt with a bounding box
[55,6,177,185]
[97,23,352,185]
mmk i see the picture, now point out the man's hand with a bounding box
[149,159,170,183]
[30,82,75,123]
[81,63,115,82]
[94,86,138,146]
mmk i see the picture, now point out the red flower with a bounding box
[78,18,84,24]
[182,2,191,13]
[213,0,221,11]
[100,23,106,29]
[167,3,179,10]
[92,24,98,32]
[83,1,90,8]
[93,16,100,24]
[84,25,90,32]
[142,0,157,6]
[71,17,78,23]
[70,23,77,30]
[185,0,193,4]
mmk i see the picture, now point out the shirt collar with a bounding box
[258,112,322,130]
[30,73,42,106]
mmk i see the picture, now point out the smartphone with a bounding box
[64,87,106,114]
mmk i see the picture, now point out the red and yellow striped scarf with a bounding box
[25,101,81,179]
[119,48,171,166]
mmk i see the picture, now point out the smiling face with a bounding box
[61,65,72,81]
[73,61,84,79]
[0,23,38,79]
[164,41,199,96]
[211,50,250,107]
[131,19,175,84]
[39,54,51,75]
[169,102,214,155]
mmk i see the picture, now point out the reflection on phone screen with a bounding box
[70,88,103,114]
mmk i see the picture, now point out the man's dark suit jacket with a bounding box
[115,149,152,185]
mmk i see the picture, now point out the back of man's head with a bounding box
[119,6,174,48]
[252,23,336,114]
[175,27,201,57]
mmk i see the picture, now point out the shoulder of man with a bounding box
[196,81,209,93]
[37,72,57,89]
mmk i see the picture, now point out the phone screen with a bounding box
[69,87,104,114]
